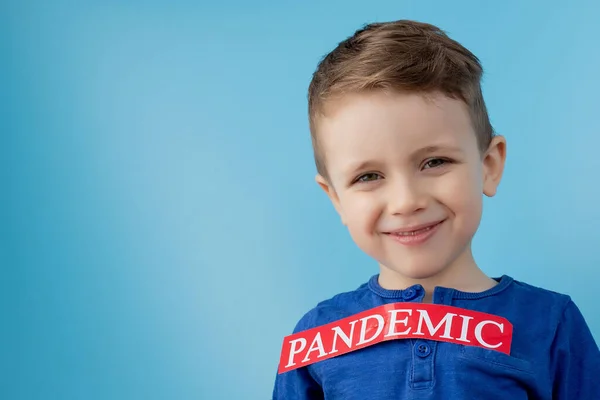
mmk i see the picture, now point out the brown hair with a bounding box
[308,20,494,179]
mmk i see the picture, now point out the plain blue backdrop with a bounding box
[1,1,599,399]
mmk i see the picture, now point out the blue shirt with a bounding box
[272,275,600,399]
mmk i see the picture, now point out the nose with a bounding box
[386,175,427,216]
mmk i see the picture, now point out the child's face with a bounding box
[315,91,505,283]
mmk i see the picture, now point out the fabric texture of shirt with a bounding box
[272,275,600,399]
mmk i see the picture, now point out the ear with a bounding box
[482,135,507,197]
[315,174,347,225]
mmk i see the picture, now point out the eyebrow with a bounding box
[414,144,464,156]
[344,160,381,176]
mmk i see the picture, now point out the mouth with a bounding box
[384,219,446,245]
[386,220,445,235]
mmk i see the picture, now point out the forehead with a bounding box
[317,91,477,172]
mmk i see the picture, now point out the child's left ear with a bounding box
[482,135,507,197]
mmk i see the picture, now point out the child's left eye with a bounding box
[423,158,448,169]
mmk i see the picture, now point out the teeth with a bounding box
[394,225,434,236]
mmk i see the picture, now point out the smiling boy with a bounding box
[272,20,600,399]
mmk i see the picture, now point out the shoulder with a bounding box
[507,277,572,312]
[502,277,595,341]
[482,277,575,340]
[292,281,372,334]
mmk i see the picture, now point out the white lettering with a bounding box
[456,315,473,343]
[415,310,456,339]
[285,338,307,368]
[474,320,503,349]
[329,321,358,355]
[301,333,327,363]
[384,309,413,337]
[356,314,385,345]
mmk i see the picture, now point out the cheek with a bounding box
[440,167,484,225]
[340,193,382,233]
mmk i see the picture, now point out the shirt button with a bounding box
[402,288,417,301]
[416,343,431,358]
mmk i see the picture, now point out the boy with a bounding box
[272,20,600,399]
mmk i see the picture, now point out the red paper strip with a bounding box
[278,303,513,374]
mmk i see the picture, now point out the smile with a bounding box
[385,220,445,246]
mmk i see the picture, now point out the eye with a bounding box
[355,172,382,183]
[423,158,449,169]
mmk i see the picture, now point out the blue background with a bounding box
[2,1,599,399]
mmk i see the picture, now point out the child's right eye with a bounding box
[355,173,382,183]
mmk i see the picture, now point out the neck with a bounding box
[377,246,497,302]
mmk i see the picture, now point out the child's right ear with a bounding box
[315,174,346,225]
